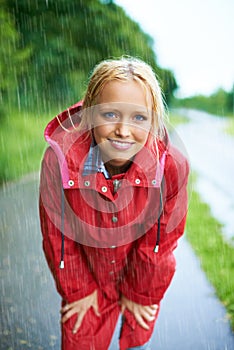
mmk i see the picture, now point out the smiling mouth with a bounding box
[108,139,135,150]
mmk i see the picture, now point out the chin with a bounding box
[108,159,130,167]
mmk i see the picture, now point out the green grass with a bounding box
[0,109,51,184]
[186,185,234,330]
[224,117,234,136]
[168,112,190,127]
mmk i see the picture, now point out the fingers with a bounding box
[61,309,75,324]
[134,304,159,330]
[145,305,158,317]
[135,313,150,330]
[140,308,155,324]
[61,303,77,324]
[92,300,101,317]
[60,302,73,315]
[150,304,159,311]
[72,310,86,334]
[60,290,101,334]
[120,294,159,330]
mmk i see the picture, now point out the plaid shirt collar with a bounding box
[82,138,110,179]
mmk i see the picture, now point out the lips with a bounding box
[108,139,135,151]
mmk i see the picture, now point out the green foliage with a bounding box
[0,109,51,184]
[174,87,234,117]
[186,186,234,330]
[0,0,31,111]
[0,0,178,183]
[157,68,178,105]
[3,0,177,113]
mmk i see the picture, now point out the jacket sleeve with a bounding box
[39,147,98,303]
[119,149,189,305]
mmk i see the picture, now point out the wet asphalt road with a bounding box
[0,174,234,350]
[175,109,234,242]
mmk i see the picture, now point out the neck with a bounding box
[105,161,132,177]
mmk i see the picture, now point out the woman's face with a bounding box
[92,80,153,168]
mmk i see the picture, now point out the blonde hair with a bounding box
[79,57,167,140]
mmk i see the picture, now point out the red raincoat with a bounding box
[39,101,189,349]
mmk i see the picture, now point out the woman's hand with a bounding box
[60,290,100,334]
[120,294,158,330]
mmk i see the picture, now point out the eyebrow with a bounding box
[97,103,150,112]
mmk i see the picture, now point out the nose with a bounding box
[115,122,131,138]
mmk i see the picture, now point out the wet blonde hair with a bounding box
[79,56,167,140]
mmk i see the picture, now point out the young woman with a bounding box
[39,57,189,350]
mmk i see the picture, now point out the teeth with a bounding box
[112,140,132,148]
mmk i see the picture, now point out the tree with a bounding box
[4,0,178,111]
[0,0,30,113]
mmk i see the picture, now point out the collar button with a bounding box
[112,216,118,223]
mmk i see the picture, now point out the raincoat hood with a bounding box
[42,101,174,257]
[44,101,168,190]
[42,100,188,250]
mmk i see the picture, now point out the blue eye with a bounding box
[134,115,147,121]
[102,112,116,119]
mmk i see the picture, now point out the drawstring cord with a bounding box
[59,184,65,269]
[153,177,164,253]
